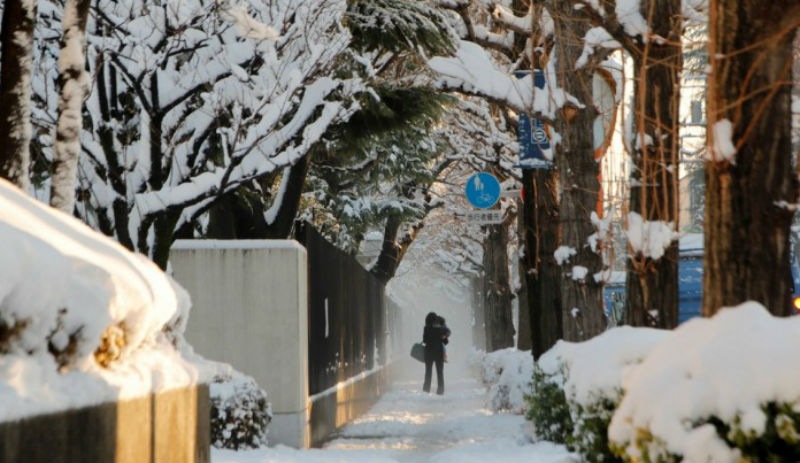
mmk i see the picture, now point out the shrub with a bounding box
[627,402,800,463]
[526,328,666,462]
[525,363,573,444]
[210,371,272,450]
[524,361,620,463]
[478,348,534,413]
[570,392,624,463]
[609,303,800,463]
[726,402,800,462]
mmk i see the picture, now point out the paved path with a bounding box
[322,360,573,462]
[213,360,574,463]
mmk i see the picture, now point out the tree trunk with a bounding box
[94,59,135,250]
[550,0,605,341]
[516,201,531,351]
[704,0,800,316]
[470,274,486,350]
[0,0,36,190]
[264,156,311,238]
[523,168,562,359]
[369,210,426,285]
[50,0,91,213]
[152,210,181,270]
[206,155,312,240]
[483,221,515,351]
[624,0,682,328]
[516,0,562,357]
[370,213,404,285]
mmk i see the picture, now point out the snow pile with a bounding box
[211,368,272,450]
[530,327,666,461]
[0,179,213,421]
[561,326,668,407]
[609,302,800,462]
[474,348,534,413]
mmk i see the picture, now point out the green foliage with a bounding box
[611,402,800,463]
[345,0,456,56]
[525,363,623,463]
[609,428,677,463]
[571,393,624,463]
[525,365,573,444]
[327,85,452,162]
[306,85,452,253]
[715,402,800,463]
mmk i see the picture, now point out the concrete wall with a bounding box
[0,384,209,463]
[308,368,388,447]
[170,240,310,448]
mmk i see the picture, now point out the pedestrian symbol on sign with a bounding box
[464,172,501,209]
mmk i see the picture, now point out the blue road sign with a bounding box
[465,172,501,209]
[514,70,552,169]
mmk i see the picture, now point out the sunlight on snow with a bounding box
[350,410,436,426]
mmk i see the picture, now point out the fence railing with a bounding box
[294,222,387,396]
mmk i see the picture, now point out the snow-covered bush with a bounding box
[476,348,534,413]
[210,370,272,450]
[525,360,573,444]
[609,303,800,463]
[527,327,666,462]
[564,327,666,463]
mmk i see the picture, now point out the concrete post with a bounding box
[170,240,310,448]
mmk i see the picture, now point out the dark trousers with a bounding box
[423,354,444,394]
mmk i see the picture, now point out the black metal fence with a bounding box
[294,222,387,396]
[385,297,405,359]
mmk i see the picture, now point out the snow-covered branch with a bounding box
[31,0,365,264]
[429,40,578,121]
[491,4,532,36]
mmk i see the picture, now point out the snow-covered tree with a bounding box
[306,86,451,258]
[201,0,458,262]
[0,0,37,190]
[52,0,366,268]
[49,0,91,213]
[430,0,560,351]
[295,0,458,279]
[543,0,608,342]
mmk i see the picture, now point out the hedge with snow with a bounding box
[524,303,800,462]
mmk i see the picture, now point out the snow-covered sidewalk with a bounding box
[212,361,575,463]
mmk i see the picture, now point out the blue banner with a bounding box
[515,70,552,169]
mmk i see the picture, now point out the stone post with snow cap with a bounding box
[170,240,310,448]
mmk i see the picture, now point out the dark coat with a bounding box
[423,325,450,357]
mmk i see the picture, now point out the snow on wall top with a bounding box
[0,179,213,422]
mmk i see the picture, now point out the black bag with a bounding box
[410,342,425,362]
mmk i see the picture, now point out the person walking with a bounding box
[422,312,450,395]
